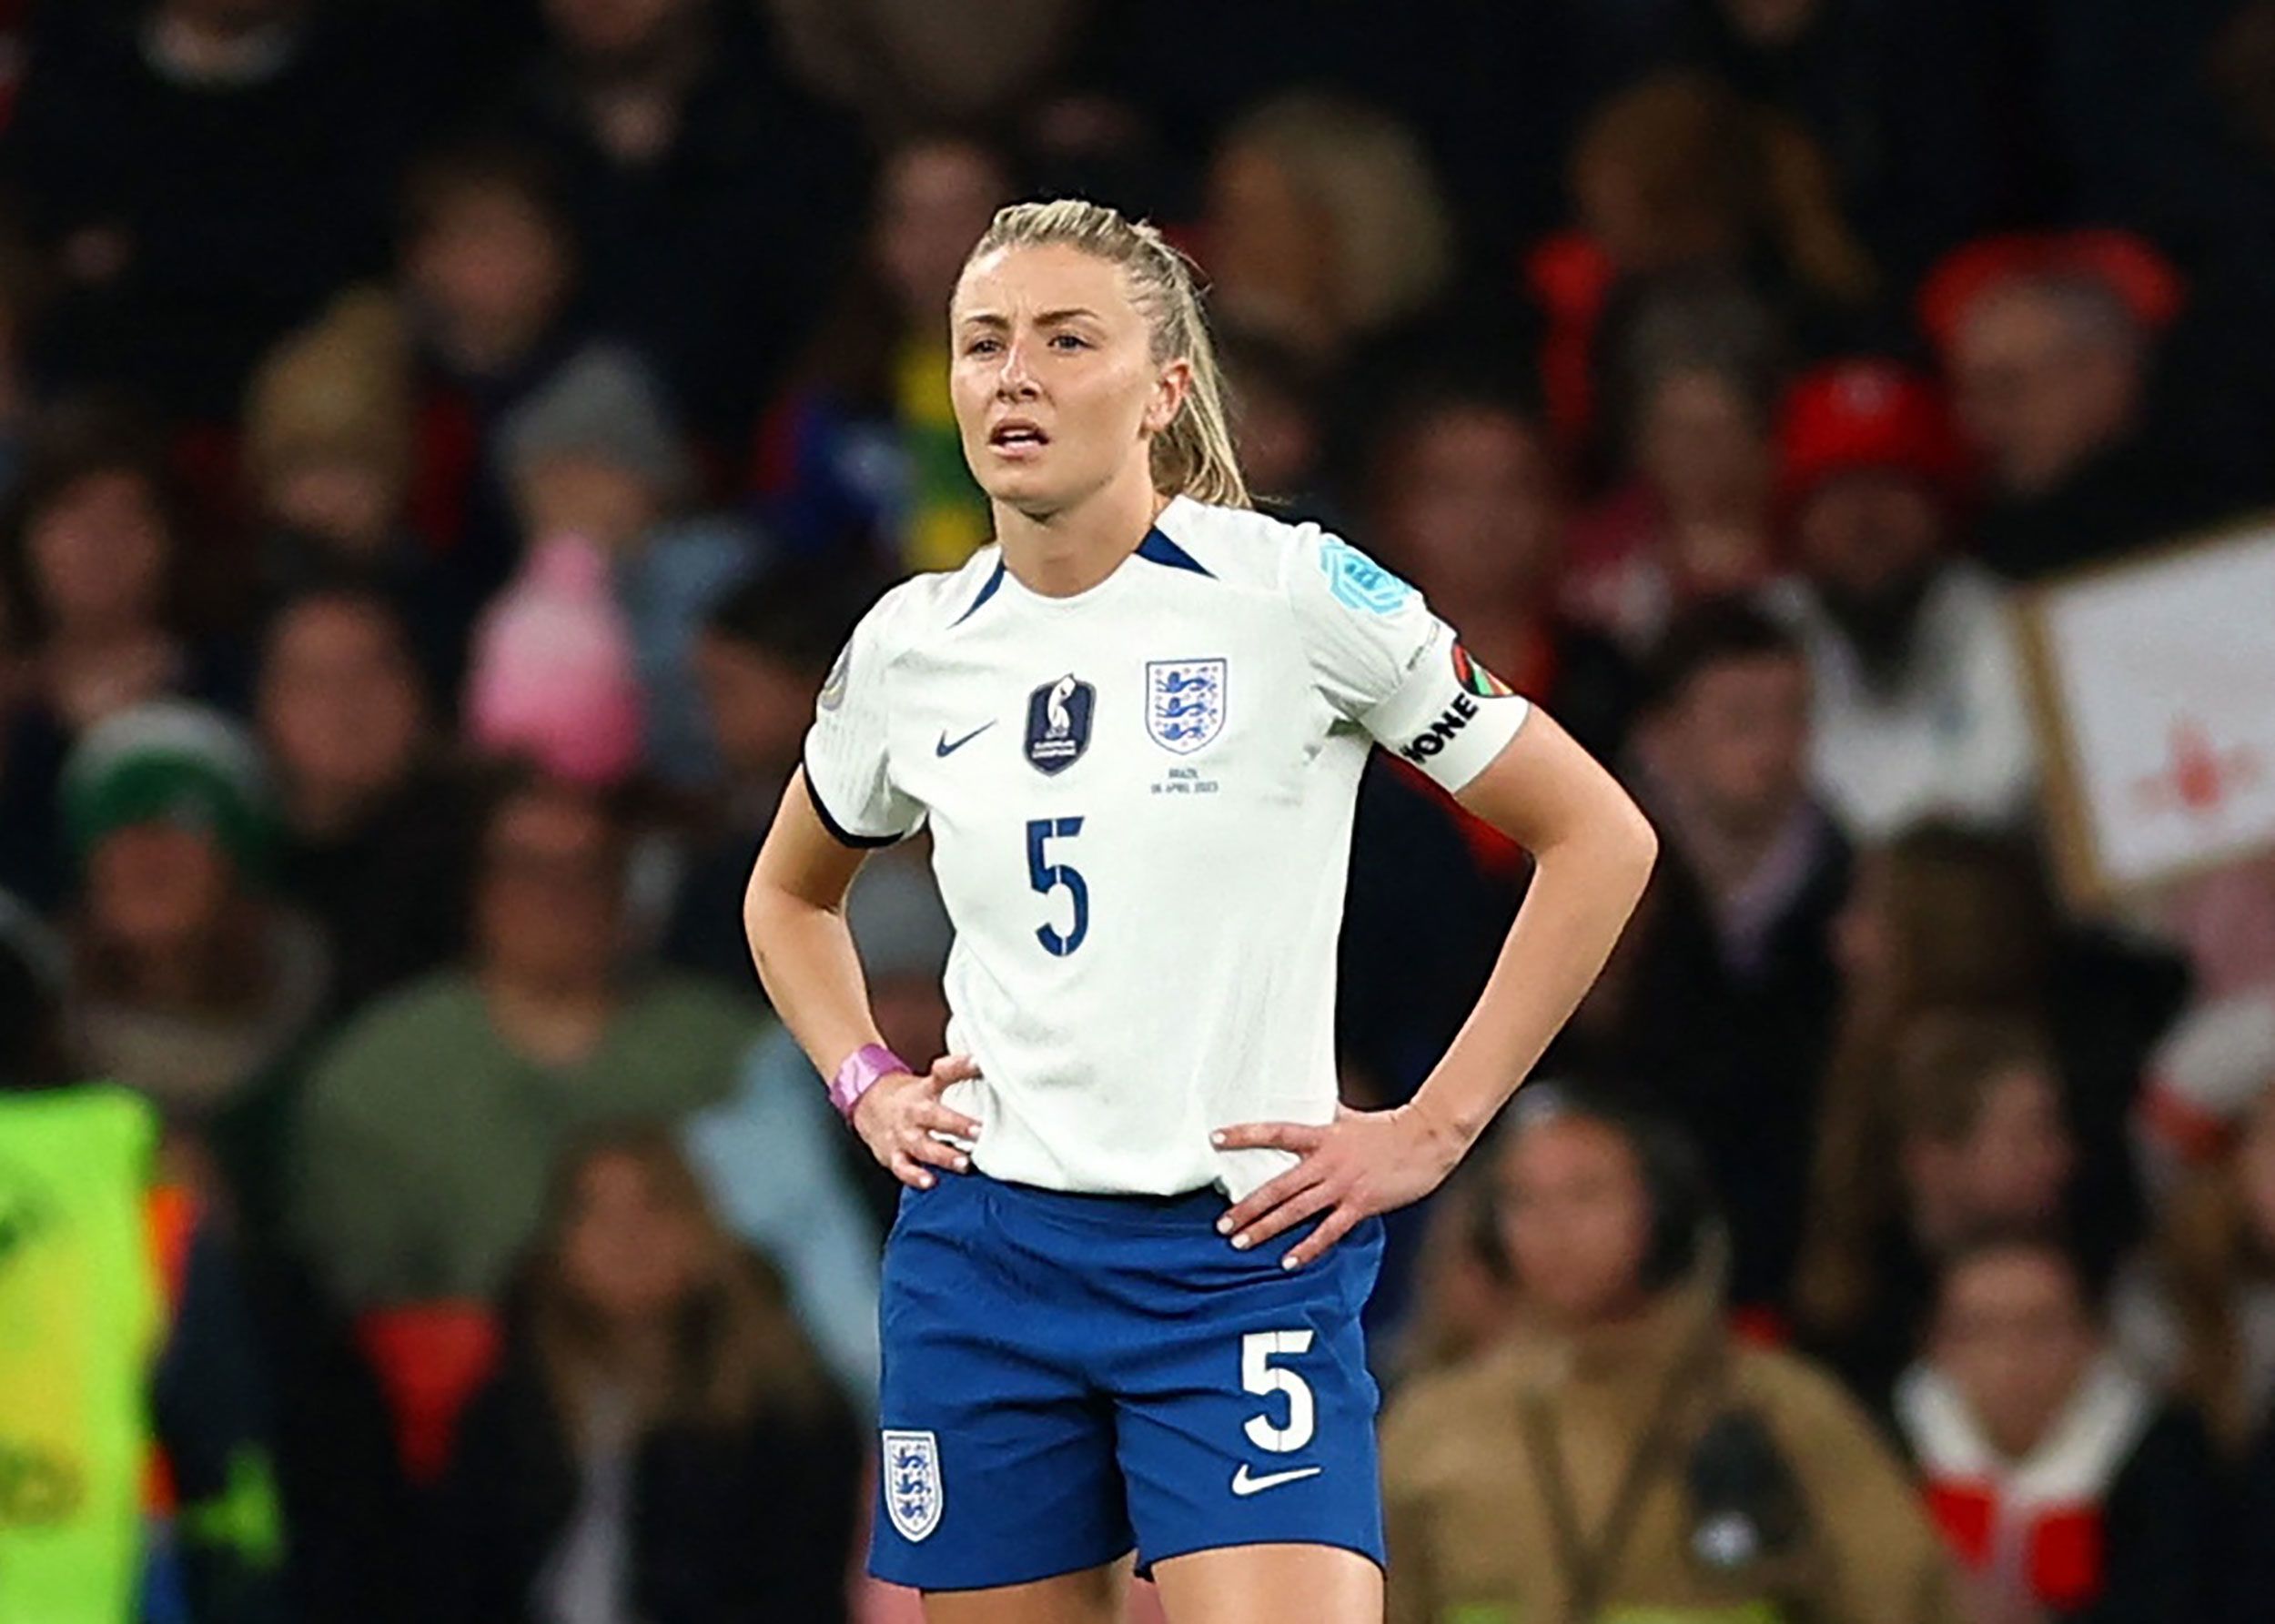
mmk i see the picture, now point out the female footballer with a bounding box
[745,198,1657,1624]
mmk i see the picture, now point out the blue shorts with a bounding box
[871,1170,1386,1591]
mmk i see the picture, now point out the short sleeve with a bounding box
[802,599,923,846]
[1286,528,1530,792]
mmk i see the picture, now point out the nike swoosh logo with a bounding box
[935,721,996,757]
[1230,1464,1323,1497]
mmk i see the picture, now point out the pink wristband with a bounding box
[828,1043,909,1123]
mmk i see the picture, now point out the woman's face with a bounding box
[1495,1115,1655,1325]
[949,243,1186,519]
[28,469,170,632]
[561,1152,706,1324]
[87,822,234,953]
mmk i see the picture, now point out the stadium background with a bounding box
[3,0,2275,1619]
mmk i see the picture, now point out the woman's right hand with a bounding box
[852,1055,983,1188]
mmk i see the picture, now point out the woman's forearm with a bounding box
[745,875,890,1082]
[1408,812,1657,1149]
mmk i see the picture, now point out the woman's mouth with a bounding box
[988,420,1049,457]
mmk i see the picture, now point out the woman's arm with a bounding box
[745,772,978,1187]
[1213,710,1656,1265]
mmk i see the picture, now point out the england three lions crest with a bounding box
[881,1429,943,1541]
[1147,659,1226,754]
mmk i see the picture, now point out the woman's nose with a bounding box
[996,340,1039,397]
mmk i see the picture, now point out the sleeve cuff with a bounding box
[800,756,903,850]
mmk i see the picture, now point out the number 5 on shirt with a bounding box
[1026,817,1088,956]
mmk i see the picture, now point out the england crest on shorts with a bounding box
[882,1429,943,1542]
[1146,658,1226,754]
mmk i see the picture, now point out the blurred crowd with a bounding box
[5,0,2275,1620]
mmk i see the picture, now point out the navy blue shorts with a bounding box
[870,1170,1387,1591]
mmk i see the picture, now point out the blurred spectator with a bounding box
[1798,1010,2079,1407]
[1,923,287,1622]
[753,132,1010,574]
[1367,378,1636,769]
[1527,70,1876,457]
[500,343,762,789]
[660,561,878,986]
[0,410,241,896]
[466,532,648,791]
[684,849,954,1399]
[57,701,328,1161]
[1585,598,1849,1309]
[1800,824,2182,1347]
[1382,1084,1955,1624]
[1564,274,1786,653]
[437,1126,860,1624]
[1200,91,1454,364]
[507,0,865,439]
[245,287,417,573]
[2113,1076,2275,1456]
[291,771,763,1316]
[1925,231,2240,581]
[396,138,587,601]
[1897,1232,2216,1624]
[244,285,484,694]
[1762,358,2034,842]
[770,0,1088,138]
[256,582,474,1015]
[3,0,430,418]
[1642,0,2018,290]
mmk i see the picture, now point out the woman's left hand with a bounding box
[1209,1104,1468,1268]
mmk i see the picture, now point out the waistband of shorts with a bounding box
[974,1173,1226,1230]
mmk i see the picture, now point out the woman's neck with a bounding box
[994,467,1171,599]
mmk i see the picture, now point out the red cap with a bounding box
[1918,228,2185,356]
[1777,359,1967,508]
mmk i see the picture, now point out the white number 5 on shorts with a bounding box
[1239,1329,1317,1454]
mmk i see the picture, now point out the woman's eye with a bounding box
[1050,333,1089,351]
[965,337,1001,357]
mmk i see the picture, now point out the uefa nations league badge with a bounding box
[1025,673,1096,774]
[1145,659,1226,753]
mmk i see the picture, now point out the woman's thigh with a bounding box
[1149,1542,1382,1624]
[922,1557,1132,1624]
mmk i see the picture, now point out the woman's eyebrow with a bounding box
[956,308,1103,329]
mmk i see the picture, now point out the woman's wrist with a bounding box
[828,1042,909,1124]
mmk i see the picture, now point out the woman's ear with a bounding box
[1145,358,1194,437]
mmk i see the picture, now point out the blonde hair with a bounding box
[969,198,1250,509]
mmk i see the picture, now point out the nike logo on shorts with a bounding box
[935,721,996,757]
[1230,1463,1322,1497]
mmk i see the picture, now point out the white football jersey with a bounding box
[804,496,1530,1200]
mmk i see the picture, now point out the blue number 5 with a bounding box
[1026,817,1087,956]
